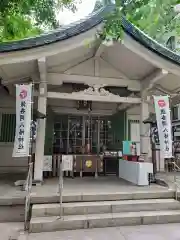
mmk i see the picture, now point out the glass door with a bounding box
[84,116,98,154]
[53,115,113,155]
[68,116,83,154]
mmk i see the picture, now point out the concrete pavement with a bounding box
[0,222,23,240]
[1,222,180,239]
[18,224,180,240]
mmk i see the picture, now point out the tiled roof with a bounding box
[0,4,180,65]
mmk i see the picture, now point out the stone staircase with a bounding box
[29,191,180,233]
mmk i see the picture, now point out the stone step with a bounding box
[29,190,175,204]
[29,210,180,233]
[32,198,180,217]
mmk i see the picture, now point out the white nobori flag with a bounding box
[12,84,32,157]
[153,96,172,158]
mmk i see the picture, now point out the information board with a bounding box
[62,155,73,171]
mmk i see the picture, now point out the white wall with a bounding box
[126,105,152,161]
[177,104,180,119]
[0,143,28,173]
[0,94,28,174]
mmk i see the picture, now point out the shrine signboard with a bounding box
[13,84,32,157]
[43,156,52,171]
[153,96,172,158]
[62,155,73,171]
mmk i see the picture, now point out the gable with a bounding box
[64,57,127,78]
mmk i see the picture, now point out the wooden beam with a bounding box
[154,84,172,95]
[38,57,47,96]
[117,93,139,111]
[95,42,105,57]
[118,103,130,111]
[141,69,168,90]
[171,94,180,106]
[94,57,100,77]
[47,73,141,91]
[52,107,113,115]
[47,91,141,104]
[38,57,46,77]
[1,73,40,85]
[171,86,180,93]
[118,103,140,111]
[37,57,47,115]
[2,76,31,85]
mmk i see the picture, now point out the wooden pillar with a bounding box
[140,95,150,161]
[34,58,47,182]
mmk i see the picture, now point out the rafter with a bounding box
[95,42,105,57]
[122,33,180,77]
[154,84,172,95]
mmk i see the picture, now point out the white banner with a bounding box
[12,84,32,157]
[153,96,172,158]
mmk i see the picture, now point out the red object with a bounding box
[131,156,138,161]
[158,99,166,108]
[123,155,138,162]
[19,89,27,99]
[123,155,128,160]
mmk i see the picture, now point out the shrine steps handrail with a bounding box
[171,161,180,200]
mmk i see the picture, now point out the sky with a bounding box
[57,1,180,25]
[57,0,97,25]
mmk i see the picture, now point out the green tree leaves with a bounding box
[0,0,76,42]
[101,0,180,48]
[1,0,180,50]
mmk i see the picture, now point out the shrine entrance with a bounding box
[51,113,125,177]
[53,115,112,155]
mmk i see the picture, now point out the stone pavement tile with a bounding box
[0,222,23,240]
[19,224,180,240]
[24,228,125,240]
[122,232,167,240]
[159,224,180,240]
[118,224,180,240]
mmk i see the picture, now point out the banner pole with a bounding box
[28,83,34,179]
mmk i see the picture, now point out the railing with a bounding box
[171,161,180,200]
[24,162,33,231]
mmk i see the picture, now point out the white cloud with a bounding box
[57,0,96,25]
